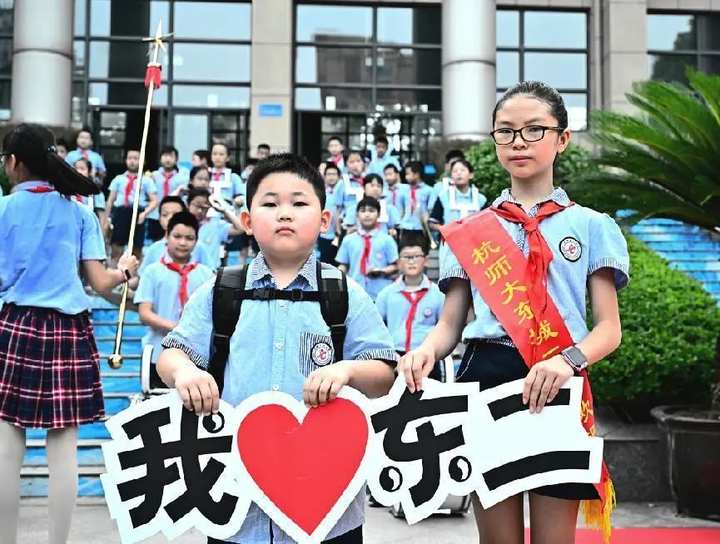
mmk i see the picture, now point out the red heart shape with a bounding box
[237,398,369,536]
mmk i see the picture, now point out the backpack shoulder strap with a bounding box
[208,265,248,394]
[317,261,349,362]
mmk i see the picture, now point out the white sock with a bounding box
[46,427,78,544]
[0,421,26,544]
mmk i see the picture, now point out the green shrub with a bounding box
[589,236,720,406]
[465,139,600,205]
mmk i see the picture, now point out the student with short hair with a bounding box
[158,153,397,544]
[343,174,400,236]
[65,127,107,186]
[367,135,400,176]
[336,196,399,300]
[140,195,214,274]
[397,160,433,241]
[256,143,271,160]
[318,162,344,264]
[105,148,158,261]
[55,138,69,160]
[382,163,407,211]
[376,235,444,356]
[326,135,346,173]
[147,145,189,241]
[429,158,486,230]
[135,211,214,386]
[191,149,210,168]
[339,149,367,231]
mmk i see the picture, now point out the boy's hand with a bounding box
[117,252,139,277]
[136,211,147,225]
[173,365,220,415]
[303,362,352,408]
[523,355,574,414]
[209,193,229,213]
[398,347,436,393]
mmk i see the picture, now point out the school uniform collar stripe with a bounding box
[12,180,52,193]
[492,187,571,209]
[249,251,317,289]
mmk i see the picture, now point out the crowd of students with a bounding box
[0,80,629,544]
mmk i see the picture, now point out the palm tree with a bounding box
[571,70,720,232]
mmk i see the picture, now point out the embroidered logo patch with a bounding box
[559,237,582,262]
[311,342,333,366]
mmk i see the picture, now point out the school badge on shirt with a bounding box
[559,236,582,262]
[311,341,333,366]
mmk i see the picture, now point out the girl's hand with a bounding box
[303,362,352,407]
[523,355,574,413]
[398,347,436,393]
[173,365,220,415]
[209,193,228,213]
[117,253,139,277]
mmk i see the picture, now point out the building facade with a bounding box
[6,0,720,177]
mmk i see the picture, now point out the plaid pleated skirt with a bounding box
[0,303,105,429]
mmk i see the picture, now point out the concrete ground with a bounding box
[17,500,720,543]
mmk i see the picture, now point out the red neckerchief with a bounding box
[491,200,568,324]
[389,185,398,206]
[360,231,373,276]
[162,170,175,196]
[26,186,54,193]
[400,287,429,351]
[81,149,89,160]
[410,184,418,213]
[160,257,199,309]
[123,173,138,206]
[212,168,224,182]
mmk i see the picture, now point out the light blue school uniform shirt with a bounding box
[367,152,401,177]
[340,175,365,226]
[438,187,630,344]
[162,252,397,544]
[343,198,400,234]
[147,168,189,220]
[384,182,408,212]
[73,191,106,212]
[209,167,245,205]
[134,261,214,363]
[398,183,433,230]
[139,239,216,275]
[336,229,399,300]
[198,217,232,268]
[320,182,344,241]
[109,172,157,208]
[376,275,445,352]
[429,176,452,210]
[65,148,106,173]
[430,185,487,226]
[0,181,106,315]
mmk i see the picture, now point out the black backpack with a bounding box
[207,261,349,394]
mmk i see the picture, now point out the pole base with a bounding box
[108,353,124,369]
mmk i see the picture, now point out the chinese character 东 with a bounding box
[472,242,501,265]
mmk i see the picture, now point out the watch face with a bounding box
[564,347,586,367]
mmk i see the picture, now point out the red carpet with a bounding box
[523,528,720,543]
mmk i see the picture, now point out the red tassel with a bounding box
[144,64,162,90]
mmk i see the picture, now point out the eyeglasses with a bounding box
[490,125,563,146]
[399,255,425,262]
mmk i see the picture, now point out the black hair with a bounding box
[187,187,211,205]
[212,141,229,153]
[246,153,325,211]
[404,161,423,176]
[189,165,210,181]
[56,138,68,150]
[326,135,343,145]
[346,149,365,162]
[492,81,568,131]
[2,123,98,196]
[383,163,400,174]
[124,147,141,156]
[193,149,210,163]
[72,157,92,172]
[323,162,340,175]
[375,135,389,146]
[77,126,92,138]
[245,157,259,167]
[398,232,430,256]
[159,195,187,215]
[257,143,271,151]
[363,173,384,188]
[356,196,380,214]
[445,149,465,163]
[167,210,199,237]
[160,145,179,158]
[450,158,474,174]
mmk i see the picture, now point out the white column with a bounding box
[11,0,73,127]
[250,0,293,153]
[442,0,496,141]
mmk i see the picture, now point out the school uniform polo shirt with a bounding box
[397,183,433,230]
[339,176,365,226]
[0,181,106,315]
[429,185,487,226]
[376,275,445,352]
[439,187,630,343]
[109,172,157,208]
[384,182,408,212]
[336,229,399,300]
[162,252,397,544]
[343,199,401,234]
[65,148,106,174]
[198,217,232,269]
[139,239,216,275]
[134,261,214,363]
[147,169,189,220]
[209,167,245,204]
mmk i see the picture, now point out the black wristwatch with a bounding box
[560,346,588,374]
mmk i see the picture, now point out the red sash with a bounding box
[440,207,615,543]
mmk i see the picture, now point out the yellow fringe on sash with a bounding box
[580,479,616,544]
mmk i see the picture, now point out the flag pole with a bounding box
[109,21,171,370]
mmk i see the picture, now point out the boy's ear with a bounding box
[240,210,252,235]
[319,209,331,235]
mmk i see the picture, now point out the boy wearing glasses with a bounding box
[375,234,444,356]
